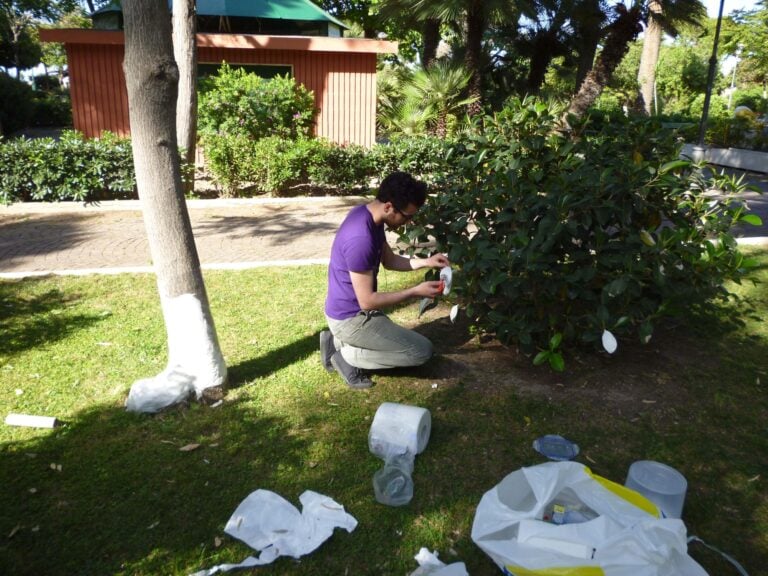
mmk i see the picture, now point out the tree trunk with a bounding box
[636,0,663,115]
[574,40,599,92]
[173,0,198,194]
[465,0,484,117]
[122,0,227,413]
[422,18,440,68]
[566,4,644,121]
[527,30,563,94]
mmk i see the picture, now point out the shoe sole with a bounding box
[330,354,373,389]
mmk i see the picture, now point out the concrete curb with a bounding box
[681,144,768,174]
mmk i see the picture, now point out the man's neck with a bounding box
[366,200,387,225]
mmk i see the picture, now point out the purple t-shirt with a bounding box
[325,204,385,320]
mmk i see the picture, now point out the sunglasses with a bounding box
[394,206,418,221]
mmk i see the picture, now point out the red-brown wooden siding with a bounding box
[197,47,377,145]
[66,43,130,138]
[40,30,396,147]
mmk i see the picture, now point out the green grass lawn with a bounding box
[1,255,766,576]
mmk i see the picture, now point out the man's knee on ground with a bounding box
[409,338,433,366]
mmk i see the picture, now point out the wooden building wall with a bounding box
[197,47,377,146]
[41,31,396,148]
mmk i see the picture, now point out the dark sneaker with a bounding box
[320,330,335,373]
[330,351,373,389]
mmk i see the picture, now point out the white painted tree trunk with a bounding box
[173,0,197,194]
[122,0,227,413]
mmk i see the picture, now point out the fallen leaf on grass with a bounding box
[641,399,657,404]
[748,475,760,483]
[179,443,201,452]
[147,521,160,530]
[49,463,62,472]
[8,525,20,538]
[31,526,39,532]
[214,536,222,548]
[584,454,597,464]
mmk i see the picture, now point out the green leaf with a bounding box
[658,160,689,174]
[740,214,763,226]
[549,332,563,350]
[533,351,549,366]
[549,352,565,372]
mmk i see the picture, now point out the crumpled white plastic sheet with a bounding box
[410,548,469,576]
[190,489,358,576]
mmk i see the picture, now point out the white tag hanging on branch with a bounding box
[602,329,618,354]
[439,266,452,295]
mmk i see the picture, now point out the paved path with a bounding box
[0,197,364,278]
[0,169,766,279]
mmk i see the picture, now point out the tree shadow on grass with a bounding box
[0,283,101,356]
[0,396,311,576]
[227,331,321,387]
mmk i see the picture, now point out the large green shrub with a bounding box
[734,87,768,114]
[198,64,315,141]
[32,92,72,127]
[369,136,454,183]
[0,131,136,203]
[203,135,372,196]
[400,98,758,369]
[0,73,36,136]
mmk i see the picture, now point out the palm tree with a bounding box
[405,61,476,137]
[636,0,705,115]
[566,2,644,120]
[380,99,436,136]
[570,0,609,90]
[373,0,442,66]
[413,0,526,116]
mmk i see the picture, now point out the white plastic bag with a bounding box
[191,490,357,575]
[471,461,708,576]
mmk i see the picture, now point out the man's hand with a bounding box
[426,253,450,269]
[414,280,445,298]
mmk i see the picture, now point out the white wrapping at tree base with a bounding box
[471,462,707,576]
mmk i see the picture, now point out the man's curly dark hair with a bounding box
[376,172,427,212]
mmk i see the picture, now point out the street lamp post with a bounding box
[728,45,744,110]
[698,0,726,146]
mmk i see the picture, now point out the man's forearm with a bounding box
[384,254,431,272]
[359,286,417,310]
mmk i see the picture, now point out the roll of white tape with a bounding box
[368,402,431,458]
[5,413,59,428]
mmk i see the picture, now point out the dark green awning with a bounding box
[197,0,346,28]
[93,0,347,28]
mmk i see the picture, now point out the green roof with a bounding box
[93,0,347,29]
[197,0,345,27]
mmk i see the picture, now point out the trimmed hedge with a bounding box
[0,131,136,204]
[202,134,453,197]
